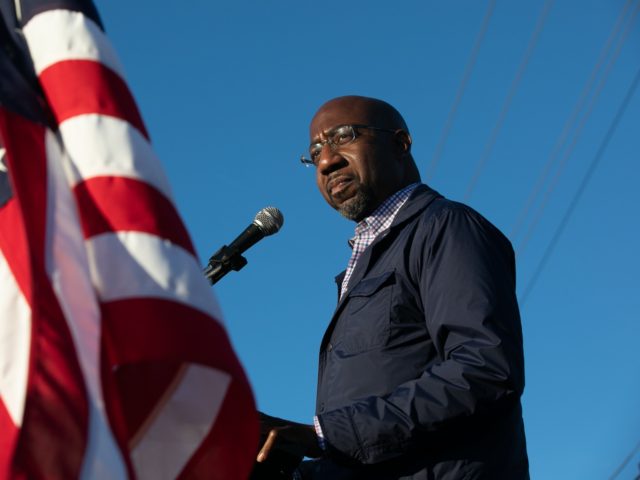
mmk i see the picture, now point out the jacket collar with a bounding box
[331,184,442,311]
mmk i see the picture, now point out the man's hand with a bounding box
[257,412,323,463]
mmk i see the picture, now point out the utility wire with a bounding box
[608,438,640,480]
[426,0,496,181]
[463,0,555,201]
[516,0,640,255]
[520,63,640,306]
[509,0,637,243]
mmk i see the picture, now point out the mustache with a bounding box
[326,173,352,193]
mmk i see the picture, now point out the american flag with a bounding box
[0,1,258,478]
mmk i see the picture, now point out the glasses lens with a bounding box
[304,125,356,167]
[308,144,323,164]
[331,125,355,146]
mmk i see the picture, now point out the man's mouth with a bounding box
[327,176,353,198]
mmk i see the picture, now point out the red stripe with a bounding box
[74,176,195,255]
[101,298,256,442]
[0,399,19,479]
[0,198,33,306]
[100,338,137,480]
[0,109,89,479]
[0,112,47,270]
[112,361,183,442]
[39,60,149,139]
[101,299,258,479]
[0,200,28,478]
[101,299,244,372]
[178,380,259,480]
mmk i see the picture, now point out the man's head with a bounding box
[308,96,420,222]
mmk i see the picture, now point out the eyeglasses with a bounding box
[300,124,397,167]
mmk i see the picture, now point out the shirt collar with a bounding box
[348,182,420,247]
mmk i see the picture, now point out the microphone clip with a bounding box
[203,245,248,285]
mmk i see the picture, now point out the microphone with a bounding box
[203,207,284,285]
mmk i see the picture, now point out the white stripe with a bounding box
[131,365,231,480]
[0,250,31,426]
[45,130,102,398]
[80,402,129,480]
[0,145,6,171]
[59,114,173,199]
[44,131,129,479]
[87,231,223,322]
[22,9,125,77]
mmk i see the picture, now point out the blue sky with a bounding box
[95,1,640,478]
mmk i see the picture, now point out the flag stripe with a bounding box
[111,362,183,442]
[75,177,194,254]
[0,398,19,478]
[130,365,231,480]
[0,197,30,478]
[101,299,233,367]
[42,128,129,479]
[0,249,31,426]
[87,232,218,315]
[0,198,32,306]
[98,298,249,475]
[19,1,104,34]
[22,9,116,76]
[39,60,148,138]
[178,380,258,480]
[0,109,89,479]
[59,115,171,195]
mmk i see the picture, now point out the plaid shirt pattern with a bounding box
[340,182,419,299]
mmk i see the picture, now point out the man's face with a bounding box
[310,101,402,222]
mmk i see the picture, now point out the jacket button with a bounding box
[320,403,325,412]
[327,343,333,352]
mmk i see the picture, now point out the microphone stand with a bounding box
[203,245,248,285]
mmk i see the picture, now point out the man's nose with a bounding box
[317,144,346,174]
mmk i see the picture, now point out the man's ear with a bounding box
[394,130,412,155]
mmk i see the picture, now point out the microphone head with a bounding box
[253,207,284,236]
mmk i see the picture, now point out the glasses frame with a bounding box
[300,124,397,167]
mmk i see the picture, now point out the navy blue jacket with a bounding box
[309,185,529,480]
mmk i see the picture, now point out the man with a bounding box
[257,96,529,479]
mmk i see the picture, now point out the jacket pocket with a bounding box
[334,271,395,355]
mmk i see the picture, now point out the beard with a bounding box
[334,186,376,222]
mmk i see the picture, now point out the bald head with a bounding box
[310,96,409,139]
[309,96,420,222]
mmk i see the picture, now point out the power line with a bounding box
[509,0,637,243]
[463,0,555,201]
[520,63,640,306]
[515,0,640,255]
[608,439,640,480]
[426,0,496,181]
